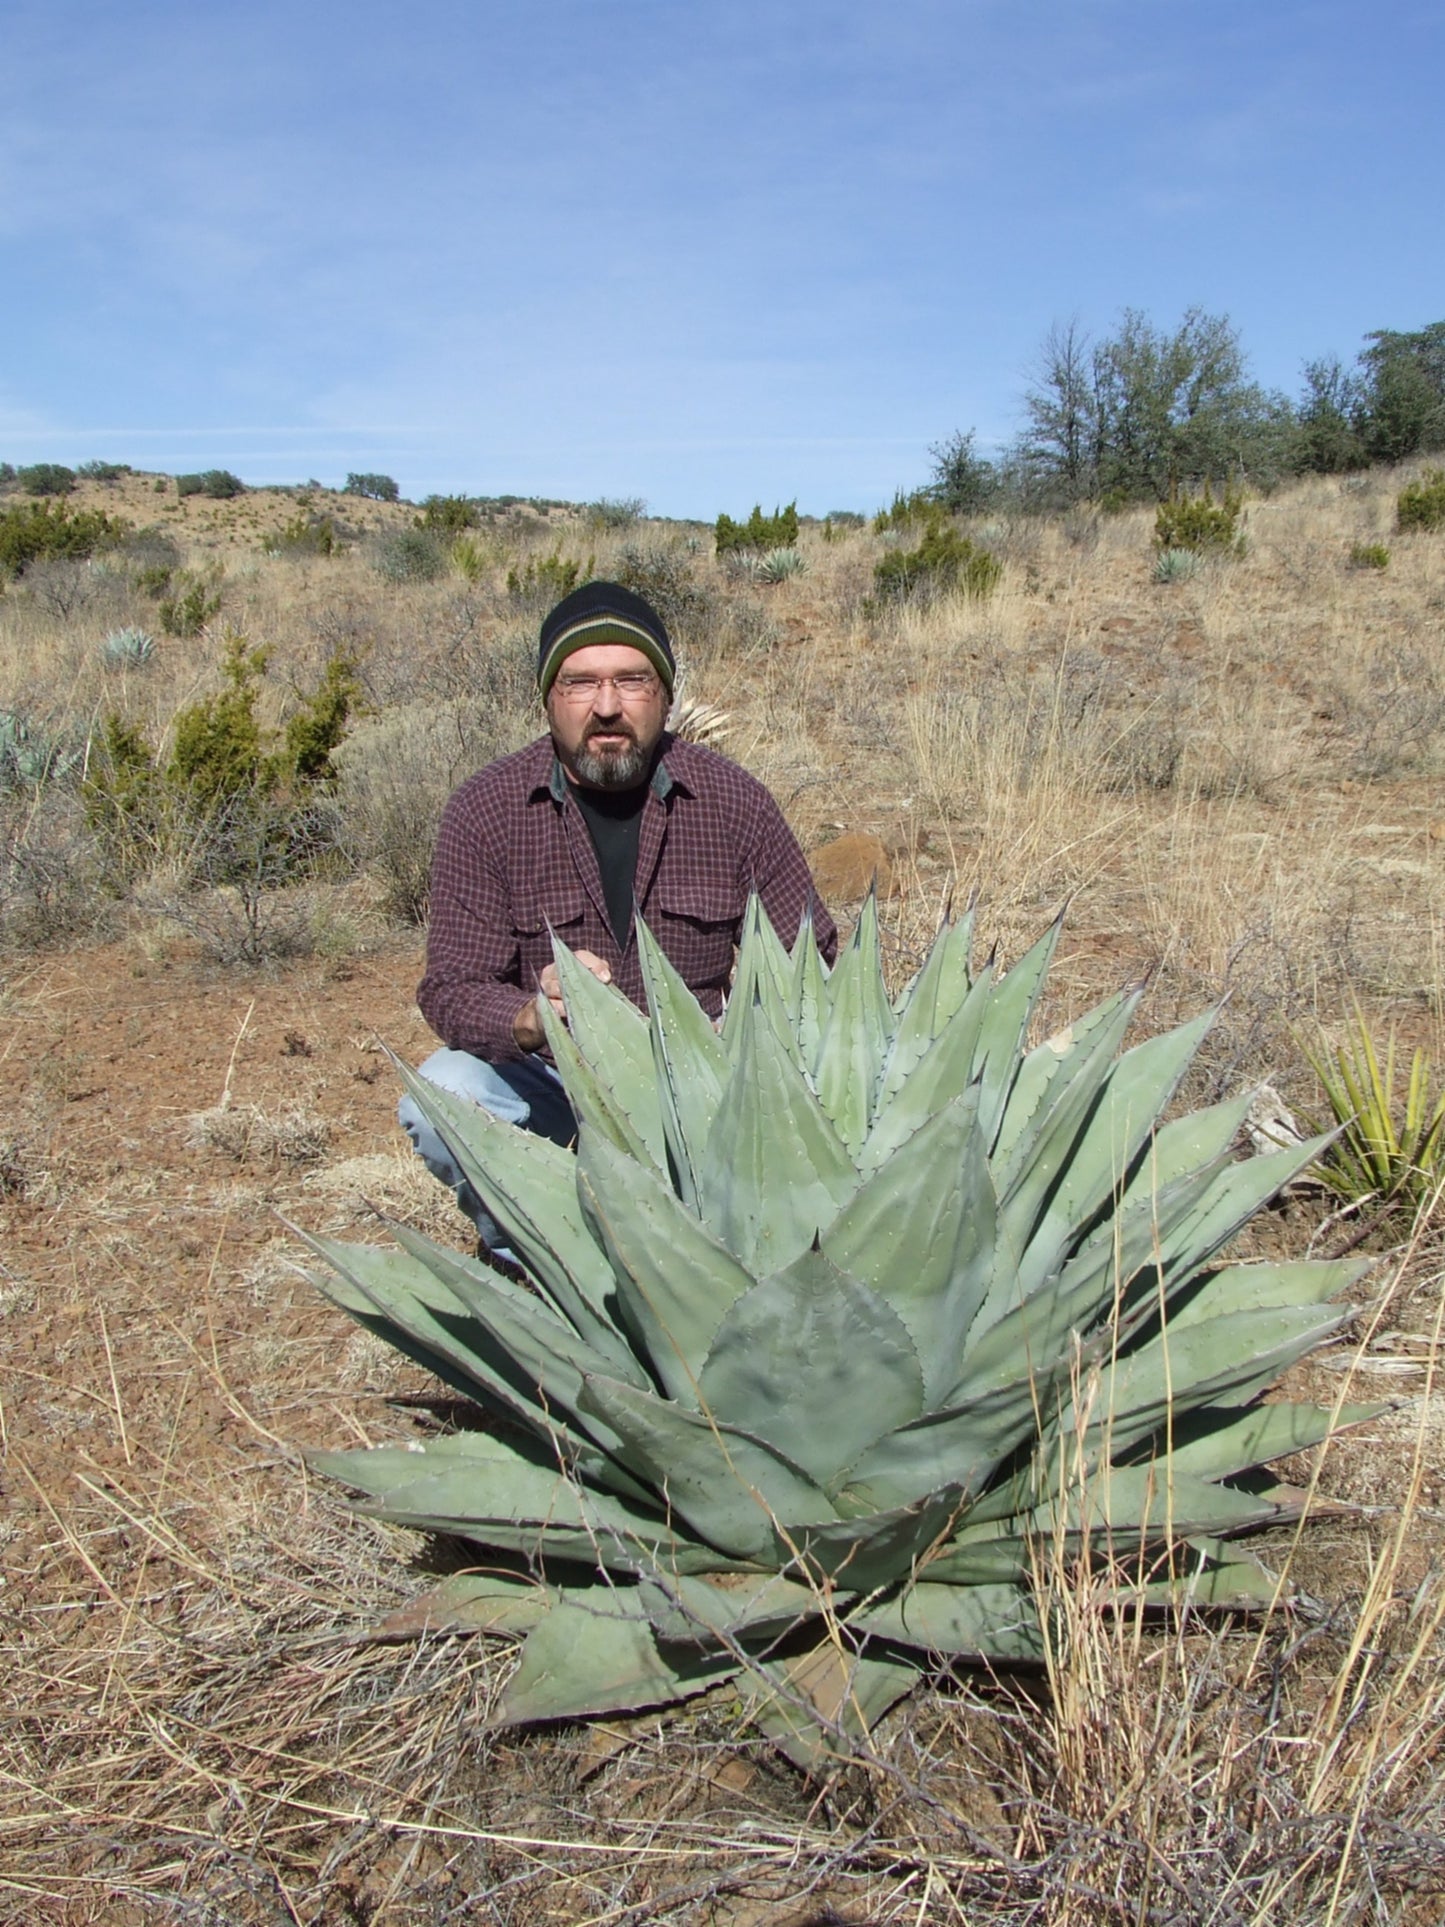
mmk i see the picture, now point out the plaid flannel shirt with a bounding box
[418,733,837,1061]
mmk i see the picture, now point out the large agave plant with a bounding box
[303,900,1369,1767]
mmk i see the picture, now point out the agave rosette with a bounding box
[303,899,1367,1765]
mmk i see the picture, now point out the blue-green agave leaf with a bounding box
[547,935,666,1165]
[696,1000,859,1273]
[697,1244,925,1484]
[635,914,728,1206]
[499,1591,737,1725]
[813,892,893,1151]
[576,1125,755,1406]
[740,1644,920,1770]
[823,1089,998,1401]
[578,1370,840,1560]
[852,1580,1043,1660]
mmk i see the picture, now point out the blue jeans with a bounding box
[397,1048,576,1251]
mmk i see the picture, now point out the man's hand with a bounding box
[512,950,612,1053]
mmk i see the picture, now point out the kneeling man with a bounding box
[402,579,836,1249]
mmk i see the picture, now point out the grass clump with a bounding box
[1348,540,1391,570]
[1397,466,1445,533]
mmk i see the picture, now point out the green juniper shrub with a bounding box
[873,489,938,534]
[78,461,131,484]
[266,512,339,558]
[132,563,175,599]
[1153,485,1245,554]
[714,502,798,556]
[158,569,223,637]
[176,474,206,498]
[1348,541,1391,570]
[84,635,361,890]
[448,536,490,585]
[416,494,480,537]
[870,513,1002,608]
[1397,468,1445,534]
[0,500,130,580]
[506,547,593,607]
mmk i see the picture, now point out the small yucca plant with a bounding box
[757,546,807,583]
[303,900,1370,1767]
[101,625,156,667]
[1302,1005,1445,1224]
[1153,547,1200,585]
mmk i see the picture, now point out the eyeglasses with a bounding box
[552,671,661,703]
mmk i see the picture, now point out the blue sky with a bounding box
[3,0,1441,517]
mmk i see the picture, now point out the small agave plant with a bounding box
[302,900,1369,1767]
[102,625,156,667]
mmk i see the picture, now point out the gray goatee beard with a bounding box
[573,734,650,790]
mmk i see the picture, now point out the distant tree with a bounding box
[1018,309,1288,503]
[1018,318,1098,503]
[1358,323,1445,462]
[17,463,77,497]
[200,469,245,499]
[344,472,400,502]
[927,429,997,513]
[1295,357,1369,474]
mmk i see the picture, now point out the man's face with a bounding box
[545,641,669,790]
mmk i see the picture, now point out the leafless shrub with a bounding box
[1320,642,1445,779]
[335,692,535,922]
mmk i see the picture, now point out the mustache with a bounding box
[583,720,638,744]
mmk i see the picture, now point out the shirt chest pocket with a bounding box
[645,876,741,991]
[512,879,590,945]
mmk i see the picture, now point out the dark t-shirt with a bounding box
[569,779,648,947]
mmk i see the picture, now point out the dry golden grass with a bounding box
[2,467,1444,1919]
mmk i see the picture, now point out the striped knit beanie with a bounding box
[537,580,676,699]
